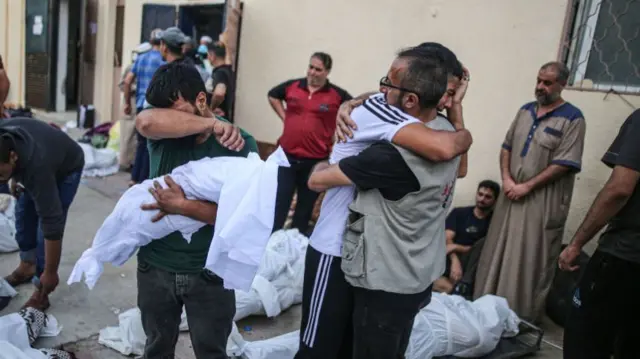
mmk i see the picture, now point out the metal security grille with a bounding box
[560,0,640,93]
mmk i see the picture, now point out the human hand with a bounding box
[141,176,187,222]
[213,108,225,117]
[9,179,23,199]
[212,119,245,151]
[449,256,463,283]
[507,183,532,201]
[559,244,582,271]
[502,176,516,194]
[446,243,457,255]
[39,270,59,295]
[335,99,362,143]
[123,103,132,116]
[453,66,470,104]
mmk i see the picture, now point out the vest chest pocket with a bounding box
[534,126,563,150]
[341,216,366,278]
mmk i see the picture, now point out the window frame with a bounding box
[559,0,640,94]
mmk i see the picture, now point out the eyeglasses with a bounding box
[379,76,420,98]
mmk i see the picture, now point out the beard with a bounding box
[535,91,560,106]
[386,92,408,113]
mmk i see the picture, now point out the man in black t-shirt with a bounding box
[434,180,499,295]
[0,118,84,310]
[207,42,235,123]
[560,109,640,358]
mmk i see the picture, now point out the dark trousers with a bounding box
[563,249,640,359]
[15,171,81,281]
[351,285,432,359]
[273,153,324,235]
[131,107,149,184]
[443,237,486,297]
[295,247,353,359]
[137,260,236,359]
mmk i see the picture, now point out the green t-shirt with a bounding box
[137,123,259,273]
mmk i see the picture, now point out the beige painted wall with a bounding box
[230,0,640,248]
[0,0,117,124]
[0,0,26,106]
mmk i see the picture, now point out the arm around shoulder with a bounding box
[392,123,472,162]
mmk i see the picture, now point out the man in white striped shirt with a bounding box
[294,43,471,358]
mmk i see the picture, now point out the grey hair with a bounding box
[541,61,570,85]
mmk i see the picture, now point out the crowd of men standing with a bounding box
[0,23,638,359]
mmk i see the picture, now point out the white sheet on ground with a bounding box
[0,310,64,359]
[0,194,18,253]
[79,142,120,178]
[98,229,309,356]
[229,293,520,359]
[97,230,519,359]
[0,278,17,298]
[68,148,290,291]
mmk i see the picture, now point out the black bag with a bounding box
[546,244,590,327]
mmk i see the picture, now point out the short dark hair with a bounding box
[145,61,206,108]
[311,52,332,71]
[417,42,464,79]
[162,40,183,57]
[396,46,449,110]
[0,134,15,163]
[478,179,500,198]
[541,61,570,85]
[207,42,226,58]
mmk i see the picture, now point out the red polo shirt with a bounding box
[268,78,352,159]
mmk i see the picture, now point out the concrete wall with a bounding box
[229,0,640,249]
[0,0,26,106]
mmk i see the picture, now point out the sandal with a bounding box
[4,269,35,287]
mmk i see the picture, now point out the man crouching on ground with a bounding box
[134,61,258,358]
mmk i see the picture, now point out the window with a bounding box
[561,0,640,93]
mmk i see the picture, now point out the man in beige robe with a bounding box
[473,62,586,322]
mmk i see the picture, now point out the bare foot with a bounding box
[22,289,50,311]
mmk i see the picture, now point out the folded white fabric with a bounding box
[68,148,290,291]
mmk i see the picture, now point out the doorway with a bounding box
[55,0,82,111]
[177,4,225,44]
[24,0,82,112]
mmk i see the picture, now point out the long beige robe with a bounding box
[473,101,586,322]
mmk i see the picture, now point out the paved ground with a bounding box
[0,111,565,358]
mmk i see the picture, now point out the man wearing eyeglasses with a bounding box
[295,44,472,359]
[267,52,352,235]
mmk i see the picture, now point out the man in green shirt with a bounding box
[135,61,257,359]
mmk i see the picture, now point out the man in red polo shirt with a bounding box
[268,52,352,235]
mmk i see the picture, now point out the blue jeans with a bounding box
[131,107,149,184]
[15,171,82,282]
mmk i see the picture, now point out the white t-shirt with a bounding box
[310,93,421,256]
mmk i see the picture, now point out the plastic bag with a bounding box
[107,120,121,154]
[0,195,17,253]
[98,308,146,356]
